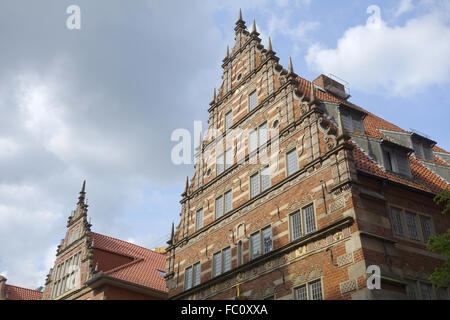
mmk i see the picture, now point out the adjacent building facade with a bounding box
[40,181,168,300]
[164,12,450,300]
[0,276,42,300]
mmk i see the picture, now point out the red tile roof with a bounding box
[90,232,167,293]
[296,75,449,194]
[4,284,42,300]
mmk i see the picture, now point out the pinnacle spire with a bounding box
[267,36,273,52]
[234,8,246,33]
[78,180,86,205]
[226,45,230,58]
[184,176,189,195]
[288,56,294,74]
[251,19,257,33]
[212,87,216,102]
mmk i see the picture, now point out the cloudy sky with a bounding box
[0,0,449,289]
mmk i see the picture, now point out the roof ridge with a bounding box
[5,284,42,293]
[103,257,145,276]
[91,232,160,255]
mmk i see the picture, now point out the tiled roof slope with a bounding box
[4,284,42,300]
[296,75,449,194]
[90,232,167,293]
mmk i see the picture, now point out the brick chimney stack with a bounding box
[313,74,350,100]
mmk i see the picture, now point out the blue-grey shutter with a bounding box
[251,232,261,259]
[259,122,268,147]
[215,196,223,219]
[302,204,316,234]
[249,129,258,153]
[261,167,270,192]
[262,227,272,254]
[286,149,298,176]
[185,267,192,290]
[250,173,260,198]
[213,252,221,277]
[249,91,258,111]
[193,263,200,286]
[390,207,405,237]
[225,111,232,131]
[196,209,203,231]
[216,154,224,175]
[290,211,302,240]
[224,191,232,214]
[223,248,231,272]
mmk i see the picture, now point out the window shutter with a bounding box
[193,263,201,286]
[224,191,232,214]
[213,252,221,277]
[216,154,224,175]
[286,149,298,176]
[251,232,261,259]
[250,173,260,198]
[413,141,424,159]
[196,209,203,231]
[261,167,271,192]
[396,152,411,176]
[249,91,257,111]
[262,227,272,254]
[259,122,268,147]
[290,211,302,240]
[215,196,223,219]
[302,204,316,234]
[341,112,353,131]
[405,211,420,240]
[225,111,232,131]
[390,207,405,237]
[352,115,364,133]
[185,267,192,290]
[225,148,233,169]
[420,216,433,242]
[223,248,231,273]
[249,129,258,153]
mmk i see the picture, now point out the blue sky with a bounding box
[0,0,449,289]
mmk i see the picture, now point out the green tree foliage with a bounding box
[428,189,450,288]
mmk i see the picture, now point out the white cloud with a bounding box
[395,0,415,17]
[306,12,450,96]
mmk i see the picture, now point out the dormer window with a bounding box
[382,144,412,177]
[412,136,434,161]
[340,109,364,133]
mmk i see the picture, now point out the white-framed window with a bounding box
[195,208,203,231]
[249,90,258,111]
[250,226,272,260]
[216,149,233,175]
[286,149,299,176]
[390,207,434,242]
[294,279,323,300]
[249,122,268,154]
[225,111,233,131]
[250,167,271,199]
[185,262,201,290]
[213,247,231,277]
[215,190,232,219]
[51,252,81,298]
[289,204,316,241]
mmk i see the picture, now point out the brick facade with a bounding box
[165,12,450,300]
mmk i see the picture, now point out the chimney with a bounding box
[313,74,350,100]
[0,276,7,300]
